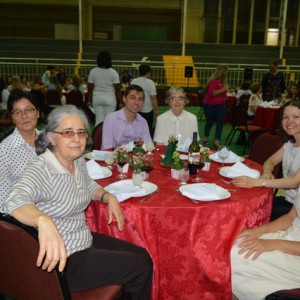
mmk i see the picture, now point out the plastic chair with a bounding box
[225,103,265,154]
[237,93,251,110]
[0,213,123,300]
[45,89,62,108]
[92,122,103,150]
[0,110,14,141]
[248,132,283,179]
[65,90,85,109]
[266,289,300,299]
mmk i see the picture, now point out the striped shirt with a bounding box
[4,149,100,256]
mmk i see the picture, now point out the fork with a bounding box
[220,178,232,184]
[176,188,199,204]
[139,189,158,203]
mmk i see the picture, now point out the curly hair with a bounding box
[97,51,112,69]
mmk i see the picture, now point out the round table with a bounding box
[85,148,273,300]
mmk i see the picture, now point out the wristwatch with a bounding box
[261,179,267,187]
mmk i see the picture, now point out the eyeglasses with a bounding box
[53,130,88,138]
[11,107,37,117]
[169,97,186,102]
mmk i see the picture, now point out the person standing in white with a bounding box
[131,64,158,137]
[87,51,122,126]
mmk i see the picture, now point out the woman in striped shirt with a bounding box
[3,105,153,300]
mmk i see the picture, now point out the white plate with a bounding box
[219,166,260,179]
[209,154,245,164]
[179,183,230,201]
[84,151,111,161]
[105,179,158,197]
[89,166,112,180]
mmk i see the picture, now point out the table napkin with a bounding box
[226,161,259,178]
[162,141,177,165]
[116,163,129,173]
[105,182,145,202]
[177,138,192,152]
[209,150,240,163]
[92,150,111,160]
[86,159,105,179]
[259,100,278,107]
[182,184,219,200]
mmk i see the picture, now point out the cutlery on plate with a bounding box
[139,189,158,203]
[226,189,237,192]
[176,188,199,204]
[220,178,232,184]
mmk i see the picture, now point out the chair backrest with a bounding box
[92,122,103,150]
[0,213,123,300]
[231,103,249,128]
[248,132,283,178]
[0,213,71,300]
[66,90,85,108]
[30,89,46,112]
[238,93,251,110]
[45,89,61,107]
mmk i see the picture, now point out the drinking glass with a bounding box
[132,171,144,188]
[115,153,129,179]
[217,145,230,167]
[141,155,154,181]
[192,156,205,183]
[179,169,189,185]
[104,153,114,169]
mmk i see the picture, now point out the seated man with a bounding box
[101,84,152,150]
[153,86,199,147]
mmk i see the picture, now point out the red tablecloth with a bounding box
[254,106,281,131]
[85,148,273,300]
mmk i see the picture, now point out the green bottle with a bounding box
[188,132,200,174]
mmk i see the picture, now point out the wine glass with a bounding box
[141,155,154,181]
[217,145,230,168]
[115,152,129,179]
[104,153,114,170]
[145,141,155,154]
[192,155,205,183]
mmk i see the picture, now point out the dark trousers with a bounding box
[270,196,293,221]
[65,232,153,300]
[139,111,154,138]
[203,103,226,141]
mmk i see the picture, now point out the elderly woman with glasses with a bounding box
[0,92,40,212]
[3,105,153,300]
[153,86,199,147]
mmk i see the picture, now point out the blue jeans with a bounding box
[203,103,226,141]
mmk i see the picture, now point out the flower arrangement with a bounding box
[200,146,211,162]
[171,151,186,170]
[132,138,145,155]
[113,146,130,162]
[130,152,144,171]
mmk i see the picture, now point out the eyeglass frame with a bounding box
[168,96,187,102]
[11,107,38,117]
[53,130,88,138]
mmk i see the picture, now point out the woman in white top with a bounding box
[231,188,300,300]
[154,86,199,147]
[247,82,263,119]
[233,100,300,220]
[87,51,122,126]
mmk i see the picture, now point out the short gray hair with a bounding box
[165,86,188,104]
[35,105,91,155]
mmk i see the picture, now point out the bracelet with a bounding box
[261,179,267,187]
[101,191,109,203]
